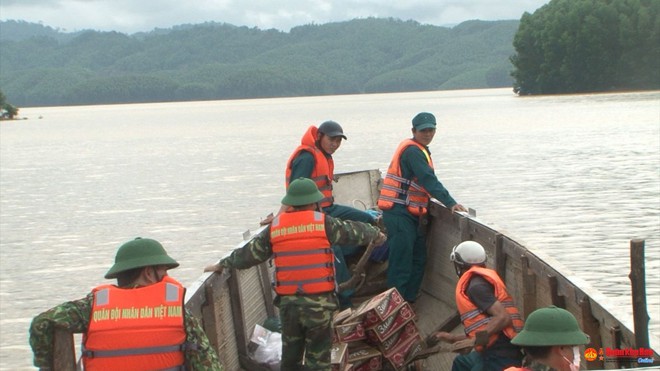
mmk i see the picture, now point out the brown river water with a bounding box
[1,88,658,369]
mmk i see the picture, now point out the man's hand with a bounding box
[373,231,387,246]
[451,204,468,213]
[259,213,275,226]
[429,331,455,344]
[204,262,224,274]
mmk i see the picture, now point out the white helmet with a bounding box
[450,241,487,267]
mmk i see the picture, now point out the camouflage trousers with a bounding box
[278,294,338,370]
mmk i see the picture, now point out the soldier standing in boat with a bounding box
[265,120,380,310]
[206,178,385,370]
[29,237,222,370]
[432,240,524,370]
[378,111,467,304]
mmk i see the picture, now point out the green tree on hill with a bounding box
[510,0,660,95]
[0,89,19,119]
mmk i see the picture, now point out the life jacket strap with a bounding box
[464,317,492,335]
[82,342,197,359]
[275,262,333,272]
[384,173,412,185]
[276,276,334,287]
[273,248,331,258]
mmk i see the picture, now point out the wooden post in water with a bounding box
[629,238,650,348]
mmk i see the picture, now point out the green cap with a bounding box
[282,178,324,206]
[511,306,590,346]
[105,237,179,279]
[412,112,436,130]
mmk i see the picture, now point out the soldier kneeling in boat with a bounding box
[431,241,525,371]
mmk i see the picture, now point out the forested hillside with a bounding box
[0,18,519,107]
[510,0,660,94]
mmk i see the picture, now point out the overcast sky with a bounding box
[0,0,550,34]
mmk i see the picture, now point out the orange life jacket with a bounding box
[270,210,335,295]
[456,266,524,352]
[504,368,529,371]
[285,125,335,208]
[377,139,434,216]
[83,276,187,370]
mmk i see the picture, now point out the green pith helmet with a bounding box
[105,237,179,279]
[511,306,589,346]
[282,178,324,206]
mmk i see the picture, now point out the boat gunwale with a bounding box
[46,168,659,370]
[181,172,658,370]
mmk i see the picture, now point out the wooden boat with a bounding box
[53,169,659,370]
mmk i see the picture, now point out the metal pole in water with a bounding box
[629,238,650,349]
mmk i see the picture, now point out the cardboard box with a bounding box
[331,342,348,371]
[373,320,420,356]
[383,337,426,370]
[334,307,353,324]
[335,321,366,343]
[346,340,370,351]
[347,345,382,371]
[364,302,415,342]
[348,288,404,325]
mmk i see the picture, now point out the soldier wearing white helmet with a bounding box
[450,240,488,276]
[432,241,524,371]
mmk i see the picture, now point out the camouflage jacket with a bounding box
[520,358,557,371]
[29,292,222,370]
[220,213,380,270]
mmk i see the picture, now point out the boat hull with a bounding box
[50,169,657,370]
[184,169,658,370]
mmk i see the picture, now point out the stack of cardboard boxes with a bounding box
[331,288,426,371]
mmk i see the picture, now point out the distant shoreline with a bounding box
[0,117,28,121]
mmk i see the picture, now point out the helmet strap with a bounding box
[148,266,165,284]
[453,262,463,277]
[561,346,581,371]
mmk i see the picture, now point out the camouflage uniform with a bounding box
[29,293,222,370]
[503,358,556,371]
[521,358,556,371]
[220,215,380,370]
